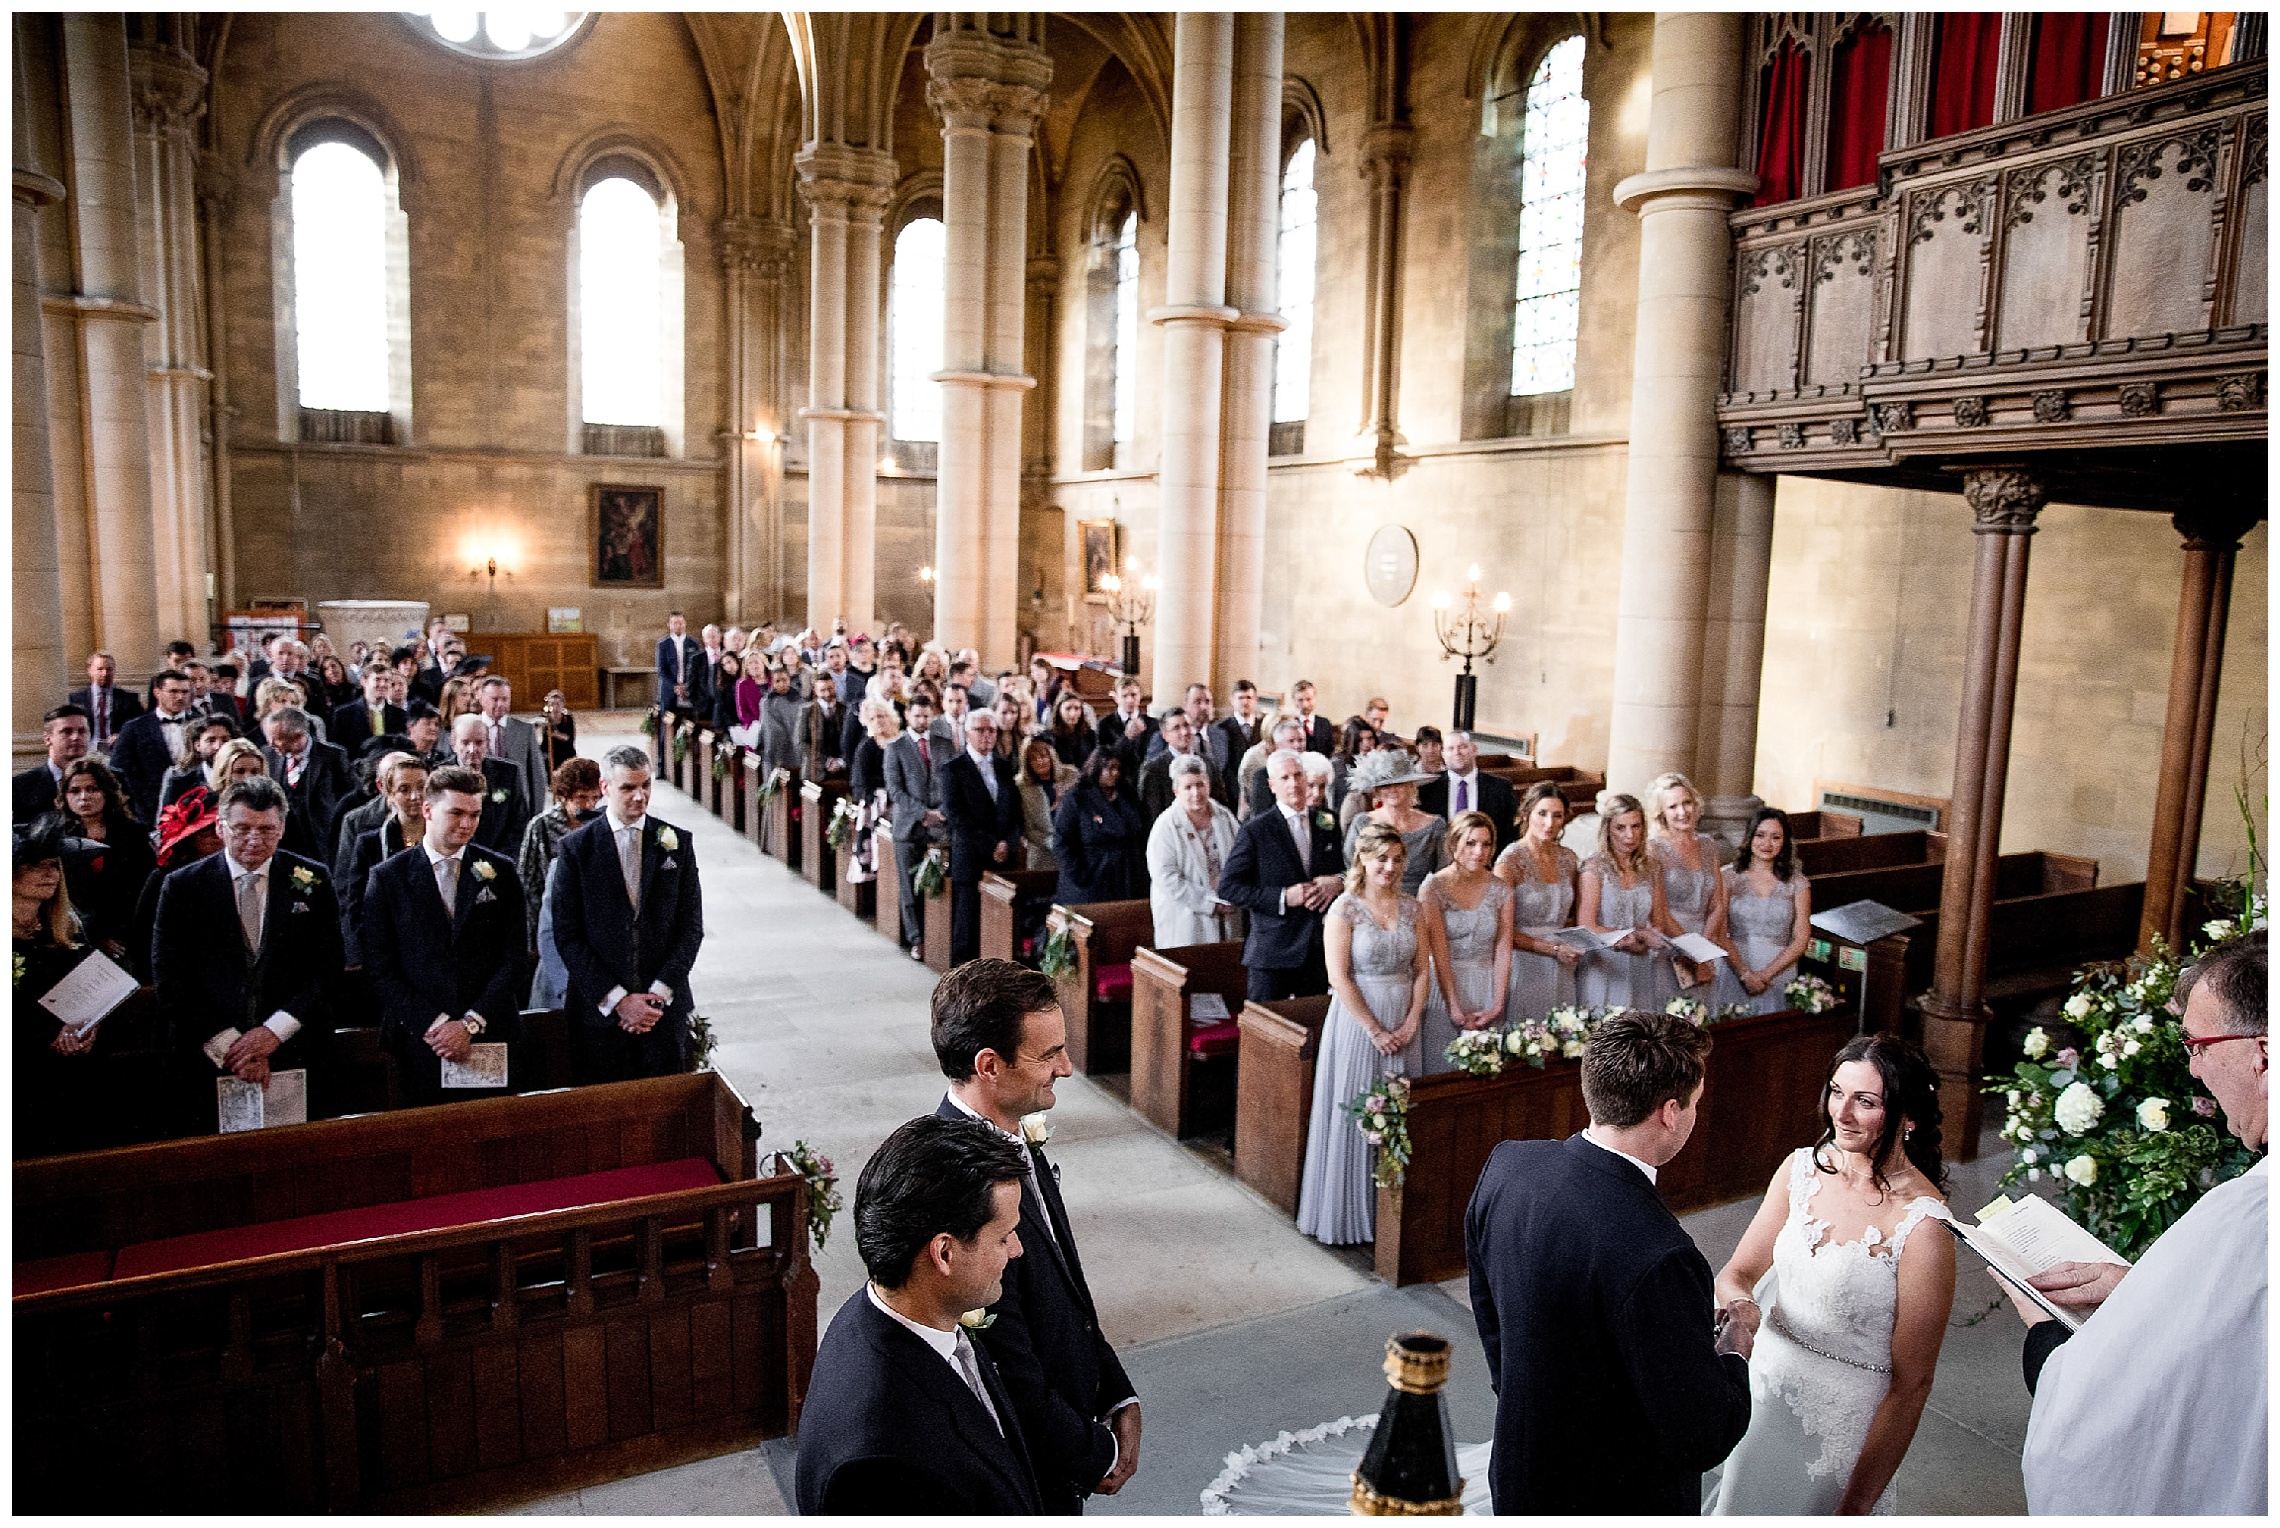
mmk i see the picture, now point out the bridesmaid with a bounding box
[1646,771,1746,1008]
[1419,811,1514,1071]
[1576,792,1683,1011]
[1494,780,1582,1027]
[1725,807,1814,1014]
[1296,822,1431,1246]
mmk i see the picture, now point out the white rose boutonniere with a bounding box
[658,827,680,851]
[290,866,318,893]
[491,787,509,804]
[471,859,496,881]
[1019,1112,1052,1146]
[958,1308,997,1331]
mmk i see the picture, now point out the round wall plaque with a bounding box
[1364,524,1419,607]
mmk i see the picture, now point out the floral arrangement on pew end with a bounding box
[1785,974,1841,1014]
[912,846,949,900]
[685,1008,719,1071]
[825,795,861,850]
[712,746,736,781]
[756,767,791,807]
[640,708,660,738]
[1988,886,2266,1261]
[1443,1029,1509,1077]
[776,1140,843,1250]
[1037,921,1078,980]
[671,728,692,766]
[1344,1076,1413,1190]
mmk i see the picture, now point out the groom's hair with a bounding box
[933,959,1061,1081]
[1582,1011,1713,1129]
[855,1115,1031,1288]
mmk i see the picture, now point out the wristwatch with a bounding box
[461,1013,486,1038]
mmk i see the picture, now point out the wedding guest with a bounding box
[14,705,91,822]
[656,610,705,716]
[204,660,249,724]
[1051,749,1143,907]
[159,713,241,814]
[1362,696,1391,733]
[947,656,992,709]
[1240,718,1309,820]
[129,789,222,981]
[1296,821,1430,1246]
[1210,679,1264,779]
[929,961,1142,1509]
[793,1115,1041,1514]
[711,649,748,742]
[110,667,198,827]
[1647,771,1744,1005]
[261,705,353,864]
[1340,749,1447,895]
[1046,691,1096,768]
[1136,707,1218,823]
[435,675,475,728]
[1328,717,1378,820]
[759,662,805,783]
[472,678,548,820]
[56,758,155,962]
[989,693,1026,766]
[1494,781,1583,1027]
[2012,933,2267,1516]
[821,637,861,705]
[1220,750,1347,1000]
[203,736,270,798]
[1411,724,1444,779]
[884,691,945,962]
[449,712,530,855]
[1418,730,1517,852]
[1146,754,1239,948]
[1298,750,1335,814]
[540,690,578,773]
[912,645,950,695]
[14,817,106,1157]
[1724,809,1813,1015]
[1027,653,1062,724]
[1420,811,1513,1070]
[521,758,604,1009]
[865,648,911,711]
[1094,675,1154,772]
[1577,792,1682,1011]
[1018,737,1074,874]
[552,745,703,1082]
[69,650,143,751]
[1466,1012,1751,1513]
[1285,679,1333,756]
[330,663,407,746]
[846,633,879,695]
[802,674,854,781]
[338,753,427,968]
[311,654,357,714]
[944,712,1022,966]
[1711,1035,1954,1513]
[845,700,902,898]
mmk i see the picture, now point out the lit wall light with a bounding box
[878,456,899,476]
[917,564,935,585]
[746,423,777,445]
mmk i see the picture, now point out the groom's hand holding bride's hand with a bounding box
[1713,1301,1757,1360]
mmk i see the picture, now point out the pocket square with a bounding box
[290,902,311,915]
[474,888,498,905]
[659,857,679,870]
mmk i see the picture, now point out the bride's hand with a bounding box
[1722,1296,1762,1337]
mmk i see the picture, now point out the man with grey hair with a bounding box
[449,712,530,854]
[260,703,353,863]
[473,675,548,817]
[551,744,705,1082]
[2012,932,2267,1514]
[1217,748,1345,999]
[940,709,1021,965]
[1240,717,1310,821]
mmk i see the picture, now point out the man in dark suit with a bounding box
[1287,679,1335,757]
[1137,707,1221,822]
[152,774,342,1123]
[883,691,945,960]
[1217,749,1345,1000]
[1211,679,1264,774]
[1418,730,1519,851]
[361,765,526,1102]
[1093,675,1154,770]
[260,705,353,864]
[68,650,143,752]
[930,961,1140,1510]
[656,610,707,716]
[448,713,531,855]
[551,744,703,1083]
[795,1114,1041,1515]
[472,676,549,818]
[1240,717,1310,820]
[203,661,249,724]
[941,710,1022,967]
[330,665,407,749]
[109,668,197,827]
[14,705,91,822]
[1465,1010,1753,1514]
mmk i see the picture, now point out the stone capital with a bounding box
[1358,122,1414,185]
[2173,503,2264,553]
[794,143,896,215]
[14,167,66,210]
[716,215,795,278]
[1958,466,2047,533]
[924,25,1052,134]
[1613,165,1759,216]
[129,43,208,143]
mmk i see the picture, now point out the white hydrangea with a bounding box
[2131,1015,2155,1034]
[2138,1097,2170,1133]
[2022,1027,2051,1060]
[2064,1154,2098,1187]
[2054,1081,2105,1135]
[2206,918,2235,941]
[2122,1037,2143,1058]
[2063,993,2093,1020]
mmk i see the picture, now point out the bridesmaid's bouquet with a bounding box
[1785,974,1841,1013]
[1665,997,1711,1026]
[1343,1077,1413,1190]
[1503,1005,1603,1067]
[1444,1030,1509,1077]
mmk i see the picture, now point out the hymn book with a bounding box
[217,1068,309,1134]
[36,950,138,1034]
[1945,1193,2131,1331]
[441,1043,510,1089]
[1668,932,1729,964]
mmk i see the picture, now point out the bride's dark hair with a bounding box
[1811,1033,1947,1196]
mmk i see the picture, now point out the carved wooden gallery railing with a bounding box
[1720,60,2266,471]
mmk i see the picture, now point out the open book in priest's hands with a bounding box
[1944,1192,2130,1331]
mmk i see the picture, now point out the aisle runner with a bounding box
[1199,1415,1494,1515]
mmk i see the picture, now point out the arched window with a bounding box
[1082,169,1142,472]
[572,158,684,456]
[889,215,945,444]
[1272,137,1317,452]
[291,140,390,414]
[1511,35,1588,399]
[1111,209,1140,450]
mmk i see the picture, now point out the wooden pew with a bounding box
[1785,809,1862,841]
[1046,900,1154,1075]
[1128,942,1250,1139]
[741,750,764,849]
[763,769,801,870]
[799,780,848,894]
[1372,1007,1855,1285]
[874,827,906,951]
[13,1074,818,1514]
[923,867,953,973]
[1796,827,1937,877]
[835,827,875,921]
[692,727,715,813]
[724,748,746,834]
[1233,996,1332,1216]
[671,717,696,793]
[980,869,1060,964]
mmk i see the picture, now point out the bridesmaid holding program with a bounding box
[1576,792,1684,1012]
[1646,771,1746,1008]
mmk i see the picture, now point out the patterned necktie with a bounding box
[435,854,459,916]
[951,1330,1004,1435]
[236,870,263,951]
[619,826,642,912]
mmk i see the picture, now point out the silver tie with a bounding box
[952,1330,1004,1435]
[236,870,263,951]
[1289,811,1310,874]
[619,826,642,911]
[436,854,460,916]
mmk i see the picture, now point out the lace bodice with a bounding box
[1651,833,1724,930]
[1725,869,1799,951]
[1333,892,1420,977]
[1426,875,1509,965]
[1583,853,1653,930]
[1496,841,1578,929]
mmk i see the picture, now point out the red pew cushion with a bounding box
[1187,1019,1242,1059]
[109,1158,720,1282]
[14,1250,116,1297]
[1093,963,1133,1003]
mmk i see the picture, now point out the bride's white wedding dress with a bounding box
[1709,1148,1949,1515]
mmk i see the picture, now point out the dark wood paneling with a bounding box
[980,870,1058,962]
[1234,996,1330,1215]
[471,633,601,713]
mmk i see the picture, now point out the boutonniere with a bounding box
[491,788,509,804]
[12,952,23,988]
[290,865,318,893]
[471,859,497,882]
[1314,811,1335,832]
[959,1308,997,1331]
[1019,1112,1052,1146]
[657,827,679,851]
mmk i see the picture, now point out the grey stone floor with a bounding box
[508,732,2033,1515]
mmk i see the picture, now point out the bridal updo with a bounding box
[1813,1033,1948,1195]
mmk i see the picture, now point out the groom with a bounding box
[1465,1009,1753,1513]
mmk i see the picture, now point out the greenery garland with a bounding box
[1038,922,1078,979]
[780,1140,844,1251]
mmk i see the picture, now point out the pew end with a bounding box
[980,869,1060,964]
[1047,900,1154,1075]
[1233,996,1331,1216]
[799,780,848,895]
[1128,942,1250,1140]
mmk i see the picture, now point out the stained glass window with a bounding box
[889,216,945,442]
[1274,138,1318,424]
[579,176,663,425]
[1511,35,1589,397]
[1111,210,1139,445]
[291,141,391,411]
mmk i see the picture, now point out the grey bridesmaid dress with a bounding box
[1297,893,1422,1246]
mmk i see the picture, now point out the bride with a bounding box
[1709,1035,1955,1515]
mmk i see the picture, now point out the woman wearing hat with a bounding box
[1340,749,1447,896]
[127,787,225,982]
[15,815,105,1155]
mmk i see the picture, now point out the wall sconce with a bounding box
[917,564,936,586]
[745,423,777,446]
[1430,562,1509,731]
[878,455,899,476]
[467,542,514,601]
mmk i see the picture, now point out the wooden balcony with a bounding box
[1719,60,2266,504]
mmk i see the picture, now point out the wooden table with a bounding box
[1233,996,1331,1215]
[981,869,1059,964]
[601,665,653,711]
[1129,942,1250,1139]
[800,780,848,894]
[1045,900,1153,1075]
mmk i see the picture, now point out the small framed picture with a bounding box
[1079,518,1120,602]
[593,484,664,588]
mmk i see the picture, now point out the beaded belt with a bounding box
[1766,1307,1891,1374]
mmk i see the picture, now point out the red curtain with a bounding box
[1827,22,1894,192]
[1928,12,2003,139]
[1752,39,1809,207]
[2026,13,2112,115]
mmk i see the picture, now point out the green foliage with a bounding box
[913,846,948,900]
[1038,922,1077,979]
[1342,1075,1413,1191]
[781,1140,843,1251]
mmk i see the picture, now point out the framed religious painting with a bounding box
[1079,518,1120,602]
[592,484,663,588]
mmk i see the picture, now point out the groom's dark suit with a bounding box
[1465,1132,1751,1514]
[937,1097,1135,1511]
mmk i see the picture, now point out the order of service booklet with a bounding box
[1944,1192,2131,1331]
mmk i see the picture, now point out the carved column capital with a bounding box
[925,73,999,132]
[1358,122,1414,186]
[1960,466,2047,532]
[2173,504,2263,553]
[716,215,795,279]
[1026,252,1061,297]
[924,26,1052,135]
[129,44,208,143]
[794,144,897,217]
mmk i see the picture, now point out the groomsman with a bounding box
[941,711,1022,967]
[883,690,945,961]
[1218,750,1345,999]
[361,765,525,1102]
[932,960,1140,1510]
[551,745,703,1082]
[795,1115,1041,1514]
[1419,731,1518,851]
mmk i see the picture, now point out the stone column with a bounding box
[129,37,212,650]
[1603,12,1757,796]
[1350,122,1414,480]
[197,163,238,617]
[717,217,795,625]
[926,19,1049,669]
[1694,471,1776,846]
[1149,11,1237,698]
[2140,505,2261,952]
[796,144,893,636]
[1214,12,1285,693]
[1920,466,2046,1157]
[14,39,70,761]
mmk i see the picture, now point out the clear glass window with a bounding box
[889,216,945,443]
[1511,35,1589,397]
[1273,138,1317,425]
[1112,210,1139,445]
[579,176,663,426]
[291,140,392,412]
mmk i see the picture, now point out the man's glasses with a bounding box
[2179,1029,2263,1052]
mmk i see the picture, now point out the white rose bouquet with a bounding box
[1444,1030,1508,1078]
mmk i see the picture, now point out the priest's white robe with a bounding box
[2022,1155,2267,1515]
